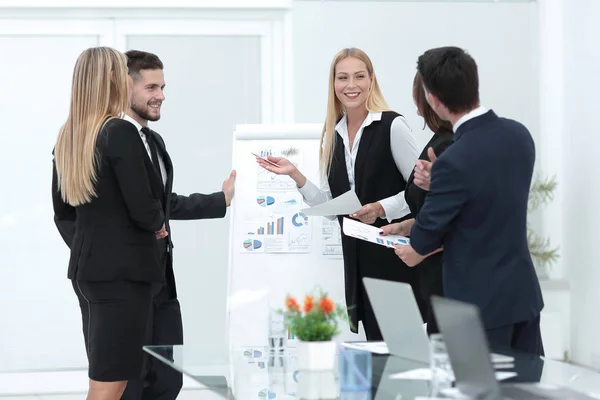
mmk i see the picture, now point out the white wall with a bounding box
[0,34,99,371]
[292,0,539,152]
[535,0,570,362]
[561,0,600,369]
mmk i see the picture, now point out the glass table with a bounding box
[144,344,600,399]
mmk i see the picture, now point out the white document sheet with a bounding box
[390,368,517,381]
[342,217,410,248]
[415,398,447,400]
[300,189,362,216]
[342,340,514,365]
[341,341,389,354]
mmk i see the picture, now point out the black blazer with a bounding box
[410,110,544,329]
[54,123,227,294]
[52,118,166,283]
[404,129,453,298]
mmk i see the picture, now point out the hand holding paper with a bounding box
[380,219,414,237]
[301,189,362,217]
[342,217,410,249]
[351,202,384,224]
[393,244,424,267]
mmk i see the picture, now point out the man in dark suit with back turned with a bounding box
[393,46,544,356]
[54,50,237,399]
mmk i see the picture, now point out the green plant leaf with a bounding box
[281,290,350,341]
[527,174,560,277]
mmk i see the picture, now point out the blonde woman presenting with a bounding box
[257,48,421,340]
[52,47,166,400]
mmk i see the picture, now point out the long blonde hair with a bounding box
[54,47,130,206]
[320,48,391,176]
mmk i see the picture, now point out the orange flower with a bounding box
[286,296,299,312]
[319,296,335,314]
[303,295,314,313]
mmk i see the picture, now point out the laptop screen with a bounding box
[362,277,430,363]
[431,296,501,398]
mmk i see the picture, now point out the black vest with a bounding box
[326,111,418,332]
[328,111,407,228]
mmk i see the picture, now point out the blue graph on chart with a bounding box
[376,237,410,247]
[291,212,308,227]
[243,349,263,359]
[243,239,263,251]
[258,389,277,399]
[256,195,275,207]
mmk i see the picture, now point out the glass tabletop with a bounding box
[143,344,600,399]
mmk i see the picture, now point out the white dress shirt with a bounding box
[298,112,419,222]
[124,115,167,187]
[453,106,488,133]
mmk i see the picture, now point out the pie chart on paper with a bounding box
[243,239,263,251]
[244,349,263,358]
[292,212,308,227]
[258,389,276,400]
[256,196,275,207]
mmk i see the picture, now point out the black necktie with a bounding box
[141,127,162,179]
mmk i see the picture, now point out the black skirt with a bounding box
[72,280,153,382]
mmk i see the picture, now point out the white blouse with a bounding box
[298,111,419,222]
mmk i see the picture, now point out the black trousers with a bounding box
[485,315,544,356]
[425,297,440,335]
[418,253,444,336]
[121,244,183,400]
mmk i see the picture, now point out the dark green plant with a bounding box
[528,175,560,276]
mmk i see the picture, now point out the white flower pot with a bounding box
[296,340,338,371]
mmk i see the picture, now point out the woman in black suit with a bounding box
[381,72,453,335]
[52,47,166,399]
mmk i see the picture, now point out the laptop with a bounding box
[362,278,514,364]
[431,296,596,399]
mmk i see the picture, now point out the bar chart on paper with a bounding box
[248,217,285,236]
[376,237,410,246]
[266,217,285,235]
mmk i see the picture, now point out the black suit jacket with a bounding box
[54,123,227,295]
[52,118,166,283]
[404,129,453,298]
[410,110,544,329]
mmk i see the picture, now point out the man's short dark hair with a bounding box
[417,46,479,114]
[125,50,163,80]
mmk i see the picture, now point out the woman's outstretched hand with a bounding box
[256,155,307,187]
